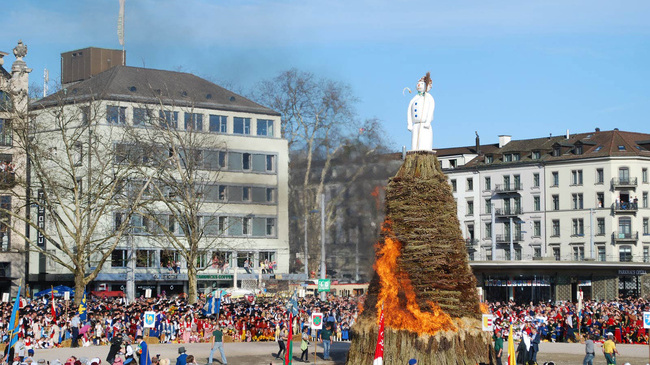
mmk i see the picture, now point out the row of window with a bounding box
[451,167,650,193]
[474,245,648,263]
[124,181,276,204]
[107,106,276,137]
[114,143,277,173]
[111,249,277,269]
[481,217,650,239]
[115,213,277,238]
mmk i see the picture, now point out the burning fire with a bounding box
[375,221,456,335]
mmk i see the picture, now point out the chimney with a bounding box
[595,127,600,132]
[498,135,511,148]
[475,131,481,155]
[566,129,570,139]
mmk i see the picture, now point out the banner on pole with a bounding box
[311,312,323,330]
[143,311,156,328]
[482,314,494,331]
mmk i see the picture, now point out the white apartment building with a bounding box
[28,65,290,296]
[439,130,650,303]
[0,41,29,297]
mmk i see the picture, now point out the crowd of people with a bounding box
[0,291,359,364]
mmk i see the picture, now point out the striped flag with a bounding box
[51,286,57,321]
[373,304,384,365]
[203,291,222,317]
[285,311,294,365]
[7,285,22,349]
[117,0,125,46]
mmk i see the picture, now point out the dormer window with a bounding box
[504,154,512,162]
[449,159,457,168]
[553,146,561,157]
[513,153,520,161]
[575,145,583,155]
[485,155,493,164]
[618,145,626,151]
[532,151,541,160]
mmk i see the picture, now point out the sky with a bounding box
[2,0,649,149]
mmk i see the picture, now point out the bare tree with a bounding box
[256,69,390,276]
[123,101,230,304]
[5,94,146,305]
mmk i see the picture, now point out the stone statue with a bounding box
[407,72,434,151]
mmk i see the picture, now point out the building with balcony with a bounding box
[27,61,290,297]
[440,129,650,303]
[0,41,30,297]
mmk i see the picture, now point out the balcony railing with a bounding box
[494,208,523,217]
[465,238,478,246]
[495,234,523,243]
[612,202,638,213]
[612,231,639,242]
[494,183,523,193]
[612,177,637,188]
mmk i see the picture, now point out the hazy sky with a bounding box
[3,0,649,149]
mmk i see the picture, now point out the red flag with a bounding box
[373,305,384,365]
[285,312,293,365]
[51,287,56,321]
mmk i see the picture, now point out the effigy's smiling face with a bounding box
[416,81,425,93]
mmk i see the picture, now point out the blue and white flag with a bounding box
[203,290,222,317]
[7,285,22,349]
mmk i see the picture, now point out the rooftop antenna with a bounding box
[117,0,126,65]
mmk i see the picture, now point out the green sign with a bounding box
[197,274,234,280]
[318,279,331,292]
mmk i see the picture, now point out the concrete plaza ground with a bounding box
[26,341,650,365]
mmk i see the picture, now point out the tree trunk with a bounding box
[73,269,86,306]
[187,265,198,304]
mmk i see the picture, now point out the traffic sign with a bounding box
[643,312,650,329]
[318,279,331,292]
[482,314,494,331]
[143,311,156,328]
[311,312,323,330]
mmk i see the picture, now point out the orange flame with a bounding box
[480,302,489,314]
[375,222,456,335]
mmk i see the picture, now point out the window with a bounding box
[256,119,274,137]
[266,188,275,203]
[644,218,649,235]
[515,248,522,260]
[133,107,152,126]
[596,168,604,184]
[571,170,583,185]
[242,153,252,170]
[573,246,584,261]
[618,145,626,151]
[597,192,604,208]
[504,154,512,162]
[451,179,457,192]
[196,251,210,269]
[266,155,276,172]
[503,175,510,189]
[159,110,178,129]
[130,214,149,234]
[242,187,251,202]
[513,153,520,161]
[485,199,492,214]
[645,246,649,263]
[111,249,127,267]
[513,175,521,189]
[266,218,276,236]
[619,167,630,184]
[242,217,252,236]
[0,120,12,147]
[533,196,541,211]
[485,155,493,164]
[74,142,83,166]
[619,246,632,262]
[552,220,560,236]
[598,246,606,261]
[597,218,605,235]
[553,247,560,261]
[572,193,584,209]
[572,218,584,236]
[466,178,473,191]
[533,173,540,188]
[107,106,126,124]
[552,172,559,186]
[574,145,583,155]
[619,217,632,236]
[136,250,156,267]
[485,222,492,237]
[184,112,203,131]
[218,185,227,201]
[552,195,559,210]
[533,247,541,259]
[218,216,227,234]
[533,221,541,237]
[643,192,648,208]
[553,146,561,157]
[467,200,474,215]
[532,151,541,160]
[643,168,648,183]
[449,159,457,168]
[484,177,491,191]
[209,115,228,133]
[233,117,251,135]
